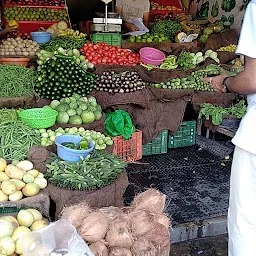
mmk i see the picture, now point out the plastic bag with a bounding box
[105,110,135,140]
[21,219,93,256]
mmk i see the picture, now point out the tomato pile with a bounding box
[80,42,140,66]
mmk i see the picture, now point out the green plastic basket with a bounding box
[142,130,168,156]
[168,121,196,148]
[92,33,122,46]
[19,108,58,129]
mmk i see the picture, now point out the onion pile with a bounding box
[0,38,39,57]
[60,189,171,256]
[95,71,148,94]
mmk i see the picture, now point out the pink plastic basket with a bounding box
[139,47,165,66]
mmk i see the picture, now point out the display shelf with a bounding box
[17,21,57,33]
[4,3,66,9]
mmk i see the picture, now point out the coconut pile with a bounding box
[60,189,171,256]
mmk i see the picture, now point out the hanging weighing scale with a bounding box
[91,0,122,33]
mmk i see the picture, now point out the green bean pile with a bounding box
[40,37,86,52]
[0,108,19,123]
[0,121,41,161]
[0,65,35,97]
[45,151,127,190]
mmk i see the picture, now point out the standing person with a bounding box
[204,1,256,255]
[115,0,150,31]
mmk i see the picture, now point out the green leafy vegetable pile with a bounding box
[0,65,35,98]
[150,20,182,41]
[45,151,127,190]
[199,100,247,125]
[0,108,19,123]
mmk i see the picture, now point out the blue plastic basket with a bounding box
[55,135,94,162]
[30,32,52,44]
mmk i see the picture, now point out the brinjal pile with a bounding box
[95,71,148,93]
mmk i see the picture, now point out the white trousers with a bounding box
[228,146,256,256]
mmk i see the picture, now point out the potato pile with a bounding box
[60,189,171,256]
[0,38,39,57]
[0,209,49,255]
[0,158,47,202]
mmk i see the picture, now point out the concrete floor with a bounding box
[170,235,228,256]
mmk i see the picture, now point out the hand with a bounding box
[203,73,229,93]
[5,25,17,33]
[125,23,139,32]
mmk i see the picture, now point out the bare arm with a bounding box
[143,12,149,27]
[225,56,256,95]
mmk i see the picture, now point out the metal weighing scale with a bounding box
[91,0,122,33]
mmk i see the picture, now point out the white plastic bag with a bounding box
[21,219,94,256]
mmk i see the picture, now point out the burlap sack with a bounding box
[205,29,239,51]
[0,95,35,108]
[192,91,236,111]
[0,193,50,220]
[171,42,203,56]
[45,171,129,219]
[217,51,237,64]
[122,40,173,53]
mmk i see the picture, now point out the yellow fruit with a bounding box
[0,190,8,202]
[17,210,34,227]
[10,179,25,191]
[1,181,16,195]
[8,20,19,29]
[0,158,6,172]
[30,220,48,231]
[0,172,9,182]
[26,209,42,221]
[9,191,23,201]
[22,183,40,197]
[11,226,31,242]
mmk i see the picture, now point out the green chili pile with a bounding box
[0,65,35,97]
[45,151,127,190]
[40,37,86,52]
[0,121,41,160]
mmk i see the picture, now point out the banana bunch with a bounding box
[58,29,86,39]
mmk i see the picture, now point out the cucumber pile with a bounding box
[35,54,96,100]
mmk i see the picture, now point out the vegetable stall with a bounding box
[0,0,247,254]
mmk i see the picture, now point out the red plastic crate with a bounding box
[112,130,142,162]
[18,21,58,33]
[150,0,183,9]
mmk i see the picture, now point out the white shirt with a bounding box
[232,0,256,154]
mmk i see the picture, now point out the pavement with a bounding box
[170,235,228,256]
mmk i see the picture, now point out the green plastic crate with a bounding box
[91,33,122,46]
[142,130,168,156]
[168,121,196,148]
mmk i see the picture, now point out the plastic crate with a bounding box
[168,121,196,148]
[112,130,142,162]
[142,130,168,156]
[91,33,122,46]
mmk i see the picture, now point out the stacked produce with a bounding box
[48,94,102,125]
[152,64,221,91]
[153,12,187,22]
[95,71,147,94]
[5,0,65,6]
[4,6,68,22]
[46,150,126,190]
[40,37,86,52]
[150,20,182,41]
[217,44,237,52]
[151,1,182,11]
[35,55,95,99]
[60,189,170,255]
[0,121,41,160]
[5,31,31,40]
[127,32,169,43]
[38,48,94,71]
[0,37,39,57]
[80,42,140,66]
[199,100,246,125]
[0,65,35,98]
[199,21,224,44]
[0,208,48,255]
[0,159,47,201]
[45,21,86,39]
[39,127,113,149]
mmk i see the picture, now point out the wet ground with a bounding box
[170,235,228,256]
